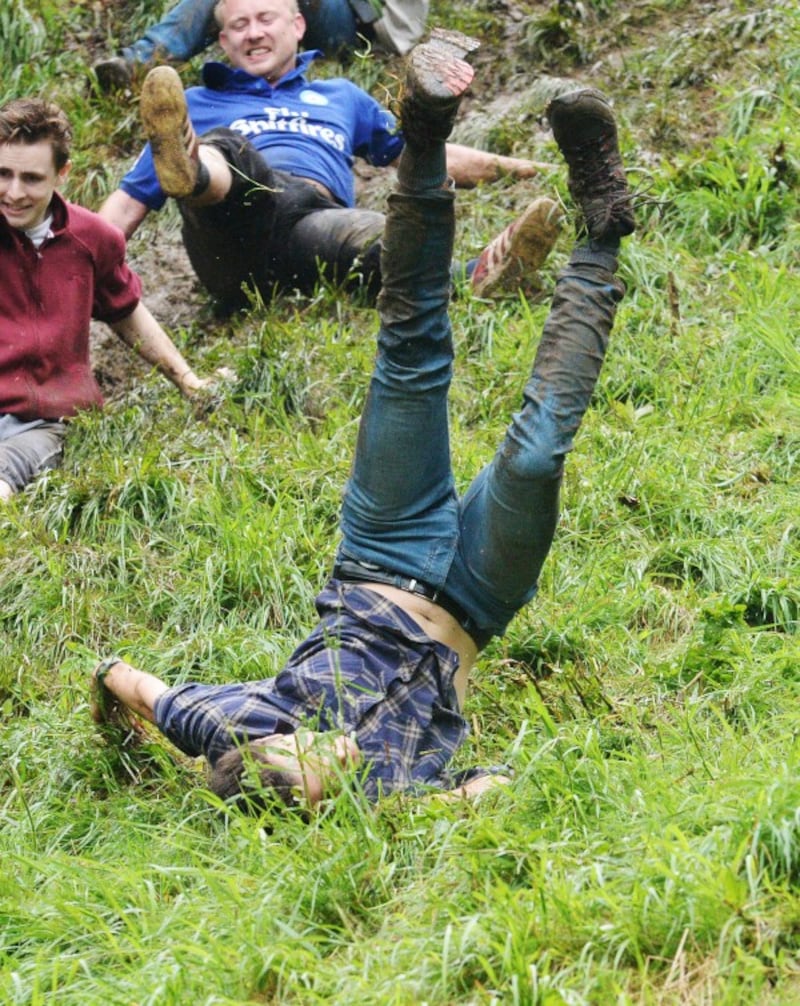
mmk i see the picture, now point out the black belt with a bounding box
[333,557,490,649]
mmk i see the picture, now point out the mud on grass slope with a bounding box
[81,0,794,403]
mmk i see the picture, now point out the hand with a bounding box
[180,367,237,417]
[179,365,235,396]
[495,155,557,179]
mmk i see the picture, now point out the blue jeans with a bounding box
[335,184,624,645]
[124,0,361,63]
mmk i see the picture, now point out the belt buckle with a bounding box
[407,576,439,603]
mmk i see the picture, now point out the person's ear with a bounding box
[56,158,71,188]
[295,12,306,41]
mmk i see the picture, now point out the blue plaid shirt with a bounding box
[154,580,469,799]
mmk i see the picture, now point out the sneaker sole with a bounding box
[140,66,198,199]
[473,197,564,298]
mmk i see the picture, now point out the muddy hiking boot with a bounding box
[140,65,206,199]
[547,88,634,242]
[93,55,134,93]
[400,28,480,148]
[471,197,564,298]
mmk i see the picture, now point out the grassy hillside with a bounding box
[1,0,799,1002]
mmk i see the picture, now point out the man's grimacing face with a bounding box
[0,139,69,232]
[218,0,306,83]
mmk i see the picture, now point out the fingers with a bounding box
[252,731,362,807]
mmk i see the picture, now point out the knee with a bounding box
[500,412,565,483]
[503,446,563,485]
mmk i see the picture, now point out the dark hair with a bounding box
[0,98,72,171]
[209,743,301,815]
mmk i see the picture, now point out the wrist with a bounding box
[94,655,124,687]
[178,369,202,393]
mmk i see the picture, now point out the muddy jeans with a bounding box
[0,415,66,492]
[178,128,384,312]
[335,177,624,646]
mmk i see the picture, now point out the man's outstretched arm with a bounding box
[110,302,212,398]
[99,188,150,239]
[445,142,554,188]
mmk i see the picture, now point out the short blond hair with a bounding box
[214,0,299,28]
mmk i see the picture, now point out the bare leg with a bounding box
[186,144,232,206]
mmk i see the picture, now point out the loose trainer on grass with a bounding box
[0,98,216,502]
[98,0,560,313]
[91,37,634,811]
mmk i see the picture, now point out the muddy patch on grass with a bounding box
[90,222,205,403]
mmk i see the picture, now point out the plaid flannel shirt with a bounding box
[154,580,469,799]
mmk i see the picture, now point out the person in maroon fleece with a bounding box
[0,97,216,501]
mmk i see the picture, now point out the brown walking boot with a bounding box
[547,88,634,242]
[400,28,480,149]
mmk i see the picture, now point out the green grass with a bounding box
[2,0,800,1002]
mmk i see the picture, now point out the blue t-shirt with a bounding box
[121,52,404,211]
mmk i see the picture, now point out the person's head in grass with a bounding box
[208,729,362,813]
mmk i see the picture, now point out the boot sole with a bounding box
[140,66,197,198]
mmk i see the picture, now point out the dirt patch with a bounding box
[90,221,205,403]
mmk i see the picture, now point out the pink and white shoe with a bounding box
[471,197,564,298]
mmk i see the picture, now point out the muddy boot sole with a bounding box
[400,29,480,147]
[140,65,199,199]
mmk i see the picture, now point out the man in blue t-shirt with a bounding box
[91,39,635,811]
[99,0,558,313]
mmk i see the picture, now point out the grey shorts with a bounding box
[0,414,66,492]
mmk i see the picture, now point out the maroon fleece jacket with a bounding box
[0,192,142,421]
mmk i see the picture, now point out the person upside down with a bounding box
[91,31,635,812]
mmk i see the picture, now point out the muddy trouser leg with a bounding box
[335,150,460,584]
[124,0,218,63]
[0,420,66,492]
[283,207,385,302]
[177,128,283,312]
[441,245,625,642]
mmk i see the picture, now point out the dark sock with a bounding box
[396,143,447,192]
[588,235,621,256]
[570,240,619,273]
[190,159,211,198]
